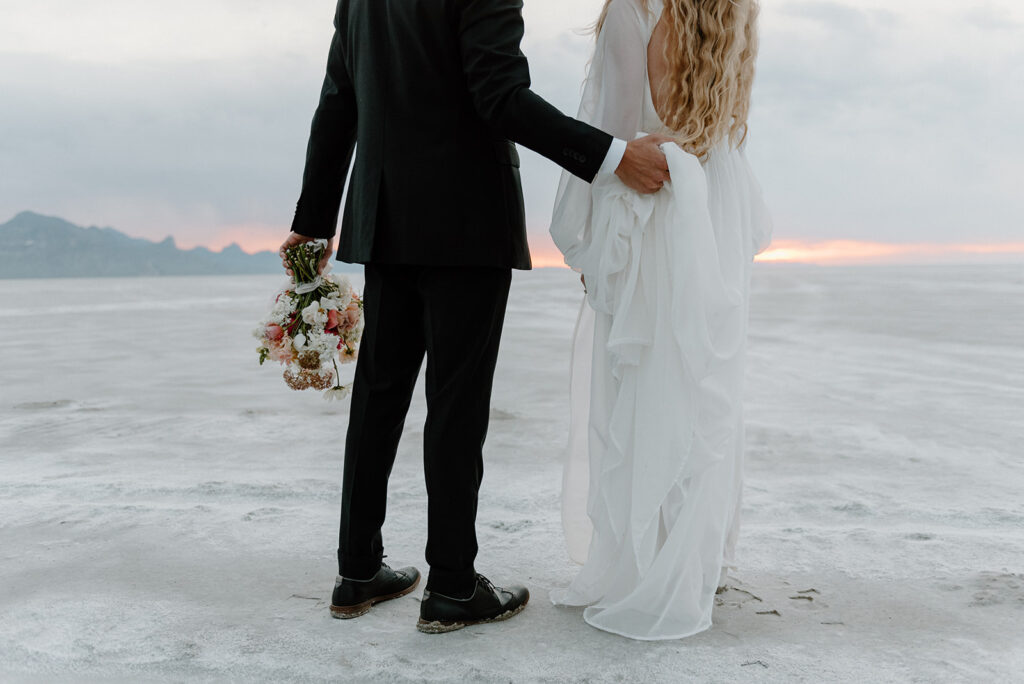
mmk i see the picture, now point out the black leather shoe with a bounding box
[417,574,529,634]
[330,563,421,619]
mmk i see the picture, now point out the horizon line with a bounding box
[8,212,1023,266]
[185,237,1024,267]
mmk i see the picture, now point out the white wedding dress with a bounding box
[548,0,772,640]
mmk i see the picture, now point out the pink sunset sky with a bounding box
[1,0,1022,265]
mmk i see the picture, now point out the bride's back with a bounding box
[646,11,674,126]
[632,0,760,156]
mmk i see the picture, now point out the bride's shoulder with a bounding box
[603,0,648,27]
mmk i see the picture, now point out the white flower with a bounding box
[301,302,328,326]
[293,333,307,349]
[269,293,296,323]
[304,330,335,357]
[323,385,351,401]
[328,274,351,291]
[332,292,353,312]
[324,276,354,309]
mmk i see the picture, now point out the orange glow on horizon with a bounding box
[755,240,1024,265]
[179,230,1024,267]
[175,224,284,254]
[527,237,1024,269]
[530,252,569,269]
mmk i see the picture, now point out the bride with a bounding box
[549,0,772,640]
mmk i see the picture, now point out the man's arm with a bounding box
[290,17,358,240]
[457,0,669,192]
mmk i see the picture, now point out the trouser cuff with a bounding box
[338,549,383,581]
[425,567,477,597]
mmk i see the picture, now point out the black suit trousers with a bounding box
[338,263,512,595]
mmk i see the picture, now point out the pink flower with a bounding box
[326,309,341,332]
[267,337,295,364]
[339,303,361,331]
[265,324,285,341]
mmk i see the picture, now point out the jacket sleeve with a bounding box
[457,0,614,183]
[291,15,358,239]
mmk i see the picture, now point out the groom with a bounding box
[280,0,671,634]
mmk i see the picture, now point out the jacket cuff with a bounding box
[290,200,339,239]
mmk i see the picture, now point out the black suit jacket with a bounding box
[290,0,614,270]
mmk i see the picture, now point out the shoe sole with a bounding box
[329,574,421,620]
[415,595,530,634]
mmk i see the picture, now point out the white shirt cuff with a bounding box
[597,138,627,178]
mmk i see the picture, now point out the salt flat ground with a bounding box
[1,265,1022,683]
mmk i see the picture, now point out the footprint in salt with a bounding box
[14,399,74,410]
[715,584,766,611]
[787,587,828,610]
[242,507,290,522]
[486,519,534,533]
[969,572,1024,608]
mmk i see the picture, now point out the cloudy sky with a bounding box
[1,0,1022,263]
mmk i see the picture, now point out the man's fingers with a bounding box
[319,240,334,273]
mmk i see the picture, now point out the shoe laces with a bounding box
[476,573,497,595]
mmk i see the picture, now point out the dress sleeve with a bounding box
[586,0,648,140]
[550,0,648,267]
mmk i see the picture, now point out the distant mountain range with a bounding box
[0,211,343,278]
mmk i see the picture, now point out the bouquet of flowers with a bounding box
[255,239,363,400]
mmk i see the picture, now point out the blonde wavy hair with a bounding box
[597,0,760,157]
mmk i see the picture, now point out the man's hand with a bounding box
[279,232,334,276]
[615,135,675,194]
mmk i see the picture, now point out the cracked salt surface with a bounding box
[1,265,1022,682]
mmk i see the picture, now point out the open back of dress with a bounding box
[646,10,674,127]
[548,0,772,640]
